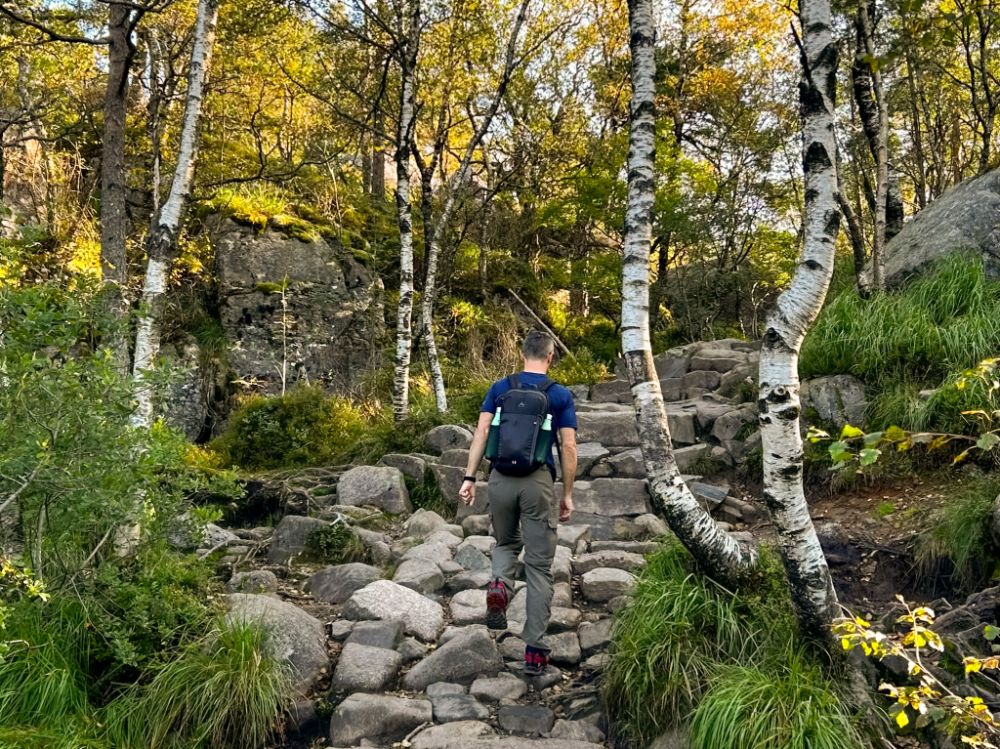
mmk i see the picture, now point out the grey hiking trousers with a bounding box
[488,468,559,651]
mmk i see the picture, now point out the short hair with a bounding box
[522,330,555,360]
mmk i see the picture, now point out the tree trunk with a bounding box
[392,0,421,423]
[858,1,887,290]
[372,106,387,202]
[101,2,137,371]
[131,0,220,428]
[621,0,756,589]
[757,0,841,644]
[418,0,531,413]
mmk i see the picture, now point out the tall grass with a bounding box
[914,474,1000,591]
[800,255,1000,431]
[106,619,293,749]
[603,543,802,746]
[690,656,865,749]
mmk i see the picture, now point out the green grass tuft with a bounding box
[914,474,1000,591]
[603,543,799,746]
[801,255,1000,432]
[689,655,865,749]
[106,619,293,749]
[305,522,370,564]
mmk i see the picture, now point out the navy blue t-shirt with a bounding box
[481,372,578,472]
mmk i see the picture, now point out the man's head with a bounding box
[521,330,555,371]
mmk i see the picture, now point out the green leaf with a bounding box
[828,440,852,464]
[863,431,884,447]
[976,432,1000,452]
[885,425,908,442]
[984,624,1000,642]
[840,424,864,440]
[859,448,882,467]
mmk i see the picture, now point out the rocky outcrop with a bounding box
[208,216,384,394]
[863,168,1000,289]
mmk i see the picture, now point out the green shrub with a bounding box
[801,255,1000,431]
[305,523,369,564]
[603,543,798,746]
[550,347,611,386]
[405,468,454,519]
[914,474,1000,591]
[210,386,368,470]
[106,619,293,749]
[689,656,865,749]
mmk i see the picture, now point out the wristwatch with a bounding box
[463,475,477,483]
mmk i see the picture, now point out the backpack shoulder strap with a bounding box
[508,373,520,390]
[539,377,555,392]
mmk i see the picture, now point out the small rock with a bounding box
[342,580,445,641]
[440,624,489,645]
[572,550,646,575]
[427,682,466,697]
[499,634,526,661]
[346,619,403,650]
[455,544,492,571]
[582,653,610,672]
[432,694,489,723]
[403,627,504,690]
[578,618,614,654]
[549,607,582,632]
[406,508,450,537]
[380,453,427,480]
[524,665,563,690]
[498,704,555,736]
[450,588,487,625]
[402,541,455,566]
[550,719,605,743]
[547,631,581,665]
[410,721,495,749]
[398,637,428,663]
[425,425,474,454]
[337,465,412,515]
[470,672,527,702]
[557,524,591,555]
[226,570,278,594]
[331,643,403,691]
[447,569,492,593]
[440,560,464,575]
[393,559,446,594]
[306,563,383,604]
[328,693,432,746]
[552,582,573,608]
[590,540,659,554]
[458,535,496,555]
[632,513,668,538]
[581,568,636,602]
[327,620,354,640]
[426,529,464,549]
[552,545,572,583]
[462,514,492,536]
[268,515,329,564]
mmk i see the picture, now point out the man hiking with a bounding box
[459,330,578,676]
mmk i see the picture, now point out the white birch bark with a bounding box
[757,0,841,642]
[621,0,756,588]
[392,0,421,423]
[131,0,220,428]
[419,0,531,412]
[860,1,887,290]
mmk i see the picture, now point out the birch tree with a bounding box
[392,0,421,422]
[621,0,757,589]
[417,0,532,412]
[756,0,841,642]
[131,0,220,427]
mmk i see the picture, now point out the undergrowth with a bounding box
[801,255,1000,432]
[305,523,370,564]
[604,542,866,748]
[914,473,1000,592]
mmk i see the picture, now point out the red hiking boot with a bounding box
[523,645,549,676]
[485,578,509,630]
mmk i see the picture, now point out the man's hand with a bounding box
[559,493,574,522]
[459,479,476,506]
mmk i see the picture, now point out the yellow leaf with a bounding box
[841,424,864,440]
[896,709,910,729]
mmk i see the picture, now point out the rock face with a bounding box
[225,594,328,692]
[337,465,412,514]
[863,169,1000,288]
[209,216,383,394]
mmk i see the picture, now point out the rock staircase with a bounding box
[203,338,871,749]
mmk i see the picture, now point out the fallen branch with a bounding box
[507,289,571,356]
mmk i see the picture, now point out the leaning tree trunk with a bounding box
[757,0,841,644]
[621,0,756,588]
[101,2,137,373]
[419,0,531,413]
[391,0,421,423]
[131,0,220,428]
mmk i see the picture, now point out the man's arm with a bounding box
[459,411,493,505]
[558,427,577,521]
